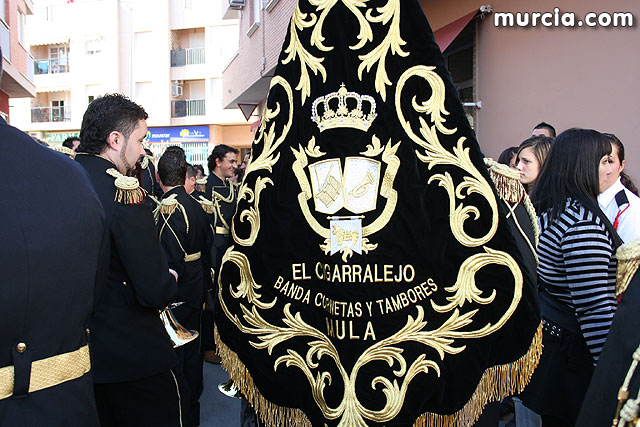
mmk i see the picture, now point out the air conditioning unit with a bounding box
[229,0,245,8]
[171,81,183,98]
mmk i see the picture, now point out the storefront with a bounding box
[145,125,211,173]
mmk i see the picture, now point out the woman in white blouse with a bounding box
[598,133,640,243]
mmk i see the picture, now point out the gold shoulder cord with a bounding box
[616,240,640,297]
[212,182,236,232]
[158,194,190,259]
[484,158,539,263]
[106,168,145,205]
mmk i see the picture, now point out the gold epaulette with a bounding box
[50,145,76,159]
[160,194,190,232]
[484,158,539,248]
[484,158,526,204]
[195,178,207,193]
[106,168,145,205]
[198,196,215,215]
[140,154,150,169]
[616,240,640,297]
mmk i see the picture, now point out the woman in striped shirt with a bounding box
[520,128,621,427]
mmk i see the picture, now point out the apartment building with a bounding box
[0,0,36,120]
[9,0,255,171]
[222,0,640,179]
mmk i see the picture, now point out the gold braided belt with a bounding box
[0,344,90,400]
[184,251,202,262]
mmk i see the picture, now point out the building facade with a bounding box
[0,0,36,120]
[9,0,256,170]
[222,0,640,180]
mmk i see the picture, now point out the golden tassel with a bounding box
[198,197,215,215]
[414,322,542,427]
[484,158,527,204]
[616,240,640,297]
[114,187,145,205]
[215,322,542,427]
[215,326,312,427]
[196,178,207,193]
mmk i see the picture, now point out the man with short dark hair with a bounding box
[185,163,198,195]
[75,93,181,427]
[62,135,81,152]
[531,121,556,138]
[157,146,210,427]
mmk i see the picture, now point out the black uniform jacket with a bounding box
[159,186,210,308]
[205,173,236,270]
[76,154,178,383]
[0,119,104,426]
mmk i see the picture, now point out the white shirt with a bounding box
[598,177,640,243]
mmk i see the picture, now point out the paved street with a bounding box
[200,362,241,427]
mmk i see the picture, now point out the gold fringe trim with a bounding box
[196,178,207,193]
[114,187,145,205]
[215,322,542,427]
[50,145,76,158]
[199,199,215,215]
[616,240,640,297]
[414,322,542,427]
[484,158,526,204]
[161,201,179,216]
[215,326,312,427]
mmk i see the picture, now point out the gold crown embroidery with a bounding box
[311,83,377,132]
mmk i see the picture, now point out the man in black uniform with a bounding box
[157,147,211,426]
[75,93,181,427]
[202,144,238,365]
[0,56,105,424]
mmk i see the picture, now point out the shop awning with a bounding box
[36,86,71,93]
[433,10,479,52]
[29,36,70,47]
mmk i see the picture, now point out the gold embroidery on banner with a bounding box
[305,136,326,158]
[232,77,294,247]
[217,246,524,426]
[291,135,399,261]
[357,0,408,101]
[396,66,499,247]
[282,4,326,105]
[616,240,640,297]
[309,0,373,52]
[283,0,405,103]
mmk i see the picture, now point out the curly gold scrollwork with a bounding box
[282,4,326,105]
[395,65,499,247]
[232,77,293,247]
[357,0,408,101]
[309,0,373,52]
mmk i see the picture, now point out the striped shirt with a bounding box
[537,198,617,362]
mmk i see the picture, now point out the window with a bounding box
[247,0,261,35]
[0,0,6,23]
[17,9,25,45]
[50,45,70,73]
[88,95,95,104]
[86,37,103,55]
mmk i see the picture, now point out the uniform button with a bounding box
[86,328,91,335]
[122,281,127,286]
[16,342,27,353]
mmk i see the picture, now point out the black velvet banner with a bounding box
[215,1,541,425]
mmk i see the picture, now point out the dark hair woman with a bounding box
[597,133,640,243]
[521,128,622,427]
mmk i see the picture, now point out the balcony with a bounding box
[31,106,71,123]
[170,47,205,67]
[171,99,205,118]
[34,57,70,75]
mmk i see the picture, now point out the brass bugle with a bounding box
[160,303,199,348]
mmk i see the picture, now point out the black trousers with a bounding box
[174,304,204,426]
[94,370,181,427]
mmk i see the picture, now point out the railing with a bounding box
[31,106,71,123]
[26,54,34,82]
[34,57,70,75]
[171,99,205,118]
[170,47,205,67]
[0,21,9,62]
